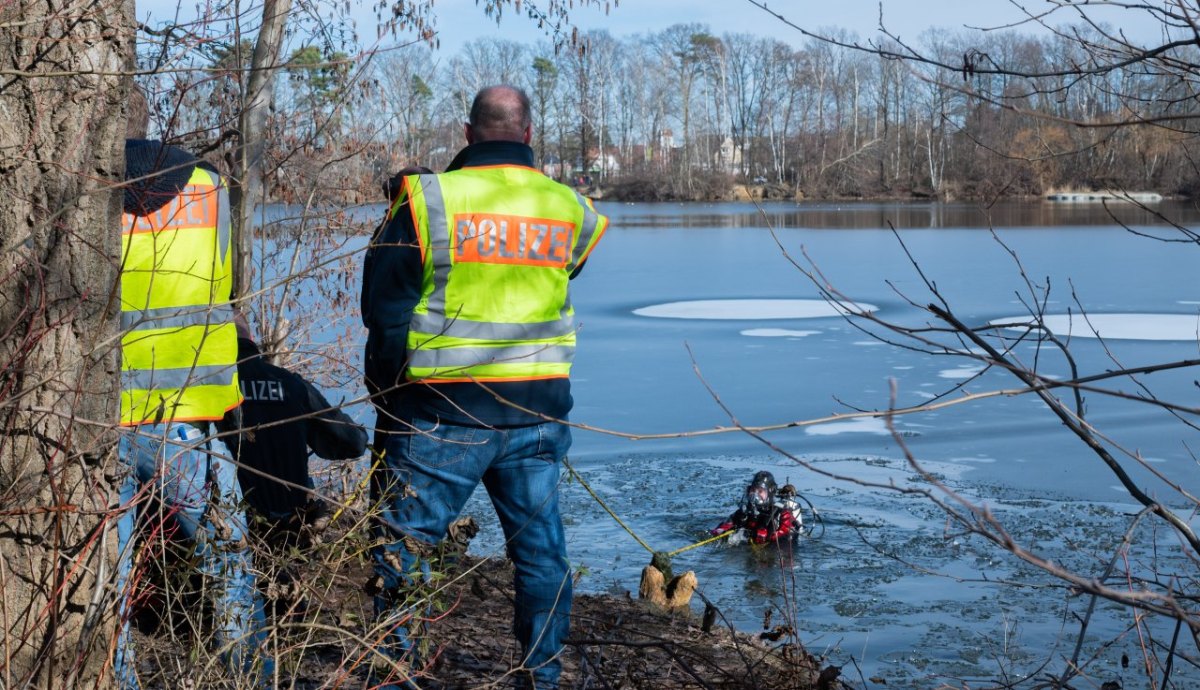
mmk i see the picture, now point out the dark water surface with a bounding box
[294,200,1200,687]
[528,201,1200,687]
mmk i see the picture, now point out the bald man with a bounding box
[362,85,608,689]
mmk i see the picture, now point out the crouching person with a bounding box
[229,313,368,613]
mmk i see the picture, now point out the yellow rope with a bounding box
[563,457,728,560]
[563,457,656,555]
[349,452,725,563]
[665,528,734,556]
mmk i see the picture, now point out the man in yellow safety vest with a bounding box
[362,84,607,689]
[112,98,271,688]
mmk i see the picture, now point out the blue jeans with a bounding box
[114,422,273,689]
[372,415,573,688]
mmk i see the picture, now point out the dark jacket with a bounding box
[361,141,586,428]
[232,338,368,519]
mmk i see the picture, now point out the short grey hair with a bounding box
[468,85,532,142]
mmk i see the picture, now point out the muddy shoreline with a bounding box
[128,538,848,689]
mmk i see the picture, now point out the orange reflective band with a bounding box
[405,176,427,261]
[122,184,218,234]
[453,213,574,268]
[118,397,242,428]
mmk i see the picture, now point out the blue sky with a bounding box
[137,0,1166,54]
[424,0,1162,51]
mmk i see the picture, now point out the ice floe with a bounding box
[633,298,877,320]
[939,366,985,380]
[990,313,1200,341]
[740,328,820,337]
[805,416,891,436]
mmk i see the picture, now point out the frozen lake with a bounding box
[276,199,1200,687]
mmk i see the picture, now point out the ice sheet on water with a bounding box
[740,327,820,337]
[938,366,985,379]
[990,313,1200,341]
[805,416,890,436]
[633,298,877,320]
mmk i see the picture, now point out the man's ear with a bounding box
[522,123,533,145]
[464,122,475,144]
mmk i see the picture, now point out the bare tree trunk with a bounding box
[0,0,131,686]
[229,0,293,301]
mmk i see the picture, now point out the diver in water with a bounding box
[710,471,804,544]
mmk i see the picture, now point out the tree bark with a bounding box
[0,0,131,686]
[229,0,293,302]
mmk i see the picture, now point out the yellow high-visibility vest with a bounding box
[119,164,242,425]
[394,165,608,383]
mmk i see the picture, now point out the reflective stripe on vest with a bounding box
[401,166,608,382]
[119,165,242,425]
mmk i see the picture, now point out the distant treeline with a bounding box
[147,22,1200,203]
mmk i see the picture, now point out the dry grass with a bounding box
[124,512,843,690]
